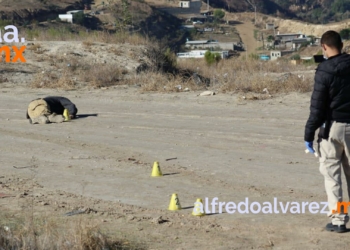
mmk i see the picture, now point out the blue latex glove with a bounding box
[305,141,315,153]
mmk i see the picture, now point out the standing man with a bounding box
[305,30,350,233]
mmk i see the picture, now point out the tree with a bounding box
[290,54,301,60]
[121,0,131,26]
[267,35,274,42]
[204,51,221,66]
[213,9,225,20]
[73,12,85,25]
[331,0,350,13]
[340,28,350,40]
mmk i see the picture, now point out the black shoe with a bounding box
[326,223,347,233]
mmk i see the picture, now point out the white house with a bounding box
[266,23,275,30]
[185,39,235,50]
[276,32,305,42]
[270,50,293,60]
[179,0,191,8]
[177,50,229,59]
[59,14,73,23]
[67,10,83,15]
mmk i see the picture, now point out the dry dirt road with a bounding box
[1,85,350,249]
[234,21,262,56]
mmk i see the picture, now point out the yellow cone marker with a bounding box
[192,198,205,216]
[168,193,181,211]
[151,161,162,177]
[63,109,70,121]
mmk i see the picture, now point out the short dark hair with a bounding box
[321,30,342,51]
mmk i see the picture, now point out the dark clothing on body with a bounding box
[304,53,350,142]
[26,96,78,119]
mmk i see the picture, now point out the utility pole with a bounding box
[207,0,209,11]
[246,0,257,25]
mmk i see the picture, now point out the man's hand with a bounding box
[305,141,315,153]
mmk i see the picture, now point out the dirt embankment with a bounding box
[229,12,350,37]
[0,0,82,23]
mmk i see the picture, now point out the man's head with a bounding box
[321,30,343,58]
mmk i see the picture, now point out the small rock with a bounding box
[151,216,169,224]
[199,91,215,96]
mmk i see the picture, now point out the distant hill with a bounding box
[209,0,350,24]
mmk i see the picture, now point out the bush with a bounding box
[214,9,225,20]
[248,53,259,60]
[142,40,177,73]
[73,12,85,25]
[340,28,350,40]
[290,54,301,60]
[204,51,221,65]
[267,35,274,42]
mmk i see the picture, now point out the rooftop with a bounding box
[186,40,209,44]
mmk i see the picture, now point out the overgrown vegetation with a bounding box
[0,212,144,250]
[340,28,350,40]
[213,9,225,21]
[176,57,313,96]
[73,12,85,26]
[204,51,222,66]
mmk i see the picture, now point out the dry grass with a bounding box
[29,55,314,94]
[135,71,204,92]
[30,70,77,90]
[78,63,124,88]
[30,54,126,89]
[176,57,314,96]
[0,212,142,250]
[22,27,148,46]
[26,43,42,52]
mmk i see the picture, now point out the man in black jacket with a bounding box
[305,30,350,233]
[27,96,78,124]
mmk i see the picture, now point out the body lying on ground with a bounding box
[26,96,78,124]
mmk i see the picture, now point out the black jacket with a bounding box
[26,96,78,119]
[304,53,350,142]
[43,96,77,117]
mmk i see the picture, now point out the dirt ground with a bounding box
[1,84,350,249]
[234,21,262,55]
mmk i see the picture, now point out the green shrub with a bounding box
[73,12,85,25]
[290,54,301,60]
[340,28,350,40]
[0,20,11,29]
[214,9,225,20]
[248,53,259,60]
[204,51,221,65]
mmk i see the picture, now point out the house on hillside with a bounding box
[270,50,293,60]
[58,10,84,24]
[288,38,309,50]
[67,10,84,15]
[266,23,275,30]
[177,50,229,59]
[275,32,305,43]
[59,14,73,23]
[185,39,235,50]
[179,0,191,8]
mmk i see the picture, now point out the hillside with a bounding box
[210,0,350,24]
[0,0,83,23]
